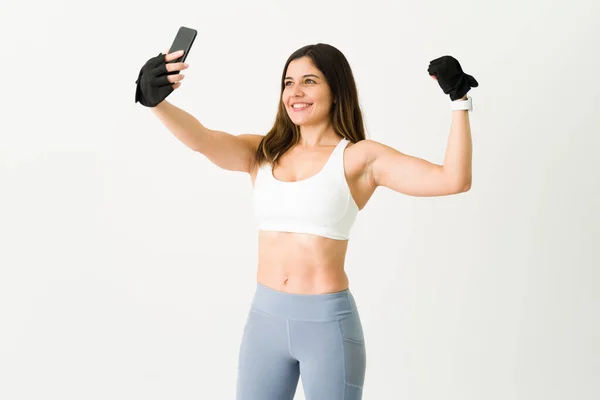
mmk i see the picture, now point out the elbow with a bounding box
[451,177,471,193]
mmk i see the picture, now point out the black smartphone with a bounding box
[167,26,197,75]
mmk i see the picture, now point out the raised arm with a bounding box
[151,100,263,174]
[136,50,262,175]
[363,106,472,197]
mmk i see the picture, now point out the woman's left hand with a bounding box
[427,55,478,100]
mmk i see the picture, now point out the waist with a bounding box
[251,282,359,321]
[257,272,349,294]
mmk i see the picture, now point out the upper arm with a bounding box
[364,139,468,197]
[199,130,263,174]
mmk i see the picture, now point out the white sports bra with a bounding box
[252,138,359,240]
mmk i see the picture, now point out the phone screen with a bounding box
[169,26,197,65]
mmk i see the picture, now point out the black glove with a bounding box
[427,56,478,101]
[135,53,174,107]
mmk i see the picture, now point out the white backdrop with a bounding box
[1,0,598,399]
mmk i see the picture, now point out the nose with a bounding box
[291,85,304,98]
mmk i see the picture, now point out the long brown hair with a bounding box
[253,43,366,170]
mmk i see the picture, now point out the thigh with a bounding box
[236,308,300,400]
[292,313,366,399]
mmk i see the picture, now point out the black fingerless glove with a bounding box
[427,56,478,101]
[135,53,174,108]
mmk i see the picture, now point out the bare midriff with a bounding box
[256,230,350,294]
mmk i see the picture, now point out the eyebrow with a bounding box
[284,74,321,81]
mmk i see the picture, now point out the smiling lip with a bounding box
[291,103,313,111]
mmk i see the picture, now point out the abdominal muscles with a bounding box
[256,231,350,294]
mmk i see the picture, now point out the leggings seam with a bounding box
[286,319,295,359]
[337,318,347,398]
[344,337,364,344]
[251,307,346,323]
[345,382,363,389]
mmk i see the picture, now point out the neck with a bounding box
[297,121,339,148]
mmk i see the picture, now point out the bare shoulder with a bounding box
[348,139,391,164]
[344,139,403,186]
[345,138,385,167]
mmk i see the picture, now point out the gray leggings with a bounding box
[236,283,366,399]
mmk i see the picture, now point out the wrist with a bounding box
[450,95,473,111]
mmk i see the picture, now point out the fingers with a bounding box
[165,61,189,73]
[152,73,185,88]
[152,59,189,76]
[168,73,185,83]
[160,49,189,74]
[156,73,185,85]
[427,65,438,75]
[149,49,189,91]
[164,49,185,62]
[466,74,478,87]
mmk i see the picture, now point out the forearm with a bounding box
[442,96,472,190]
[150,100,210,152]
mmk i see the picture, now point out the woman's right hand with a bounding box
[161,48,190,90]
[134,49,190,108]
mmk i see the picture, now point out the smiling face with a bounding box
[282,56,334,127]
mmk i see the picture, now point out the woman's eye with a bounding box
[284,79,315,87]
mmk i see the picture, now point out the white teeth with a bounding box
[292,103,312,109]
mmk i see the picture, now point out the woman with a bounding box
[135,43,477,399]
